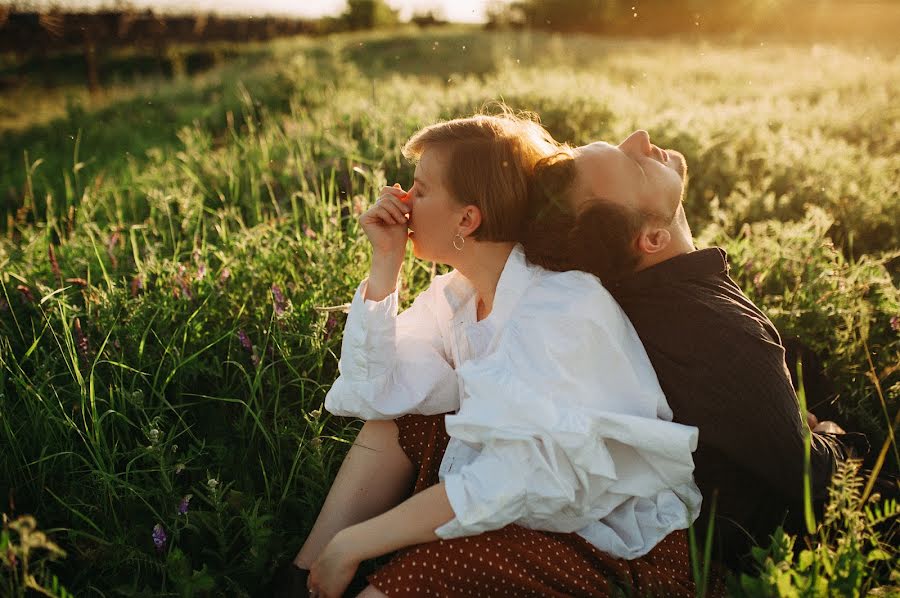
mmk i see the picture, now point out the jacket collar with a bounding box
[610,247,729,294]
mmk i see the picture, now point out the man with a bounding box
[525,130,866,570]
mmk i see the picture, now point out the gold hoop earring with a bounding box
[453,232,465,251]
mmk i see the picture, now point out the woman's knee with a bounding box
[355,584,390,597]
[355,419,401,450]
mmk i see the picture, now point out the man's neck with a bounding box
[637,215,695,271]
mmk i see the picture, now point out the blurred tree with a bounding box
[488,0,773,34]
[342,0,400,30]
[410,10,448,28]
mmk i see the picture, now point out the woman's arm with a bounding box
[338,482,456,561]
[307,483,456,597]
[323,185,460,420]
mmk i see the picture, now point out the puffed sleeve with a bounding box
[434,273,702,559]
[323,276,459,420]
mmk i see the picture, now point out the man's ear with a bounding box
[457,204,482,238]
[636,225,671,255]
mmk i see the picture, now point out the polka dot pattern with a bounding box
[366,413,727,597]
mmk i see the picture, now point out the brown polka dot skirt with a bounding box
[365,413,727,597]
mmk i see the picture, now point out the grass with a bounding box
[1,26,898,596]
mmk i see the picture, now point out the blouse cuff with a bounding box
[433,473,474,539]
[341,278,399,381]
[434,464,524,539]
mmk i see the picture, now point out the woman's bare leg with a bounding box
[356,585,390,597]
[293,419,415,568]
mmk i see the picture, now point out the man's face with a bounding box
[571,130,688,221]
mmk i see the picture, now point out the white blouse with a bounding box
[324,244,702,559]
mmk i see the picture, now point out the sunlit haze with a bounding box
[22,0,493,21]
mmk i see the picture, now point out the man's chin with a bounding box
[667,149,688,180]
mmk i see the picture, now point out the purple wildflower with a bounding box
[237,330,260,366]
[196,263,207,280]
[324,315,338,340]
[303,225,317,239]
[272,284,287,316]
[891,316,900,333]
[237,329,253,352]
[175,264,192,300]
[74,318,90,368]
[152,524,167,552]
[219,268,231,284]
[177,494,192,515]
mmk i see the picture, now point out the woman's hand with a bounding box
[360,184,411,301]
[307,530,363,598]
[360,184,411,260]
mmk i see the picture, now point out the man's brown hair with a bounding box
[402,107,558,242]
[524,150,651,284]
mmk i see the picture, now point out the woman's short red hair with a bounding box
[402,106,559,242]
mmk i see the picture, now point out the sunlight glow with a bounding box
[22,0,494,21]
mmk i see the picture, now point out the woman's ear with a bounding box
[636,226,671,256]
[457,204,483,238]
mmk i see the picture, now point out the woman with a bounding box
[281,111,706,598]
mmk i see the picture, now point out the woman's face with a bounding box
[406,145,467,264]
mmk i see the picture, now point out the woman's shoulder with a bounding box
[520,266,621,319]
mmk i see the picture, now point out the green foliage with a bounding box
[341,0,400,31]
[0,28,898,595]
[699,207,900,446]
[1,514,73,598]
[730,460,899,597]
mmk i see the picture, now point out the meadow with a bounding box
[1,26,898,596]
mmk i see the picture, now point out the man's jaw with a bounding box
[666,149,688,180]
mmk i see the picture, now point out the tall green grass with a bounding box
[1,28,898,595]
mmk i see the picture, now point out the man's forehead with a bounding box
[573,142,638,196]
[576,140,616,153]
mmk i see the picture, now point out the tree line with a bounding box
[485,0,900,39]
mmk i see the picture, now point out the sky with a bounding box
[22,0,493,21]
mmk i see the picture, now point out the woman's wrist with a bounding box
[365,252,404,301]
[333,526,368,563]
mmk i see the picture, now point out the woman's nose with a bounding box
[619,130,652,156]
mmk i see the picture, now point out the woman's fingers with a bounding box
[383,194,411,216]
[374,192,410,224]
[375,203,405,226]
[369,205,394,226]
[377,200,406,225]
[381,184,407,199]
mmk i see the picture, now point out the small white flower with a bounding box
[207,478,219,490]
